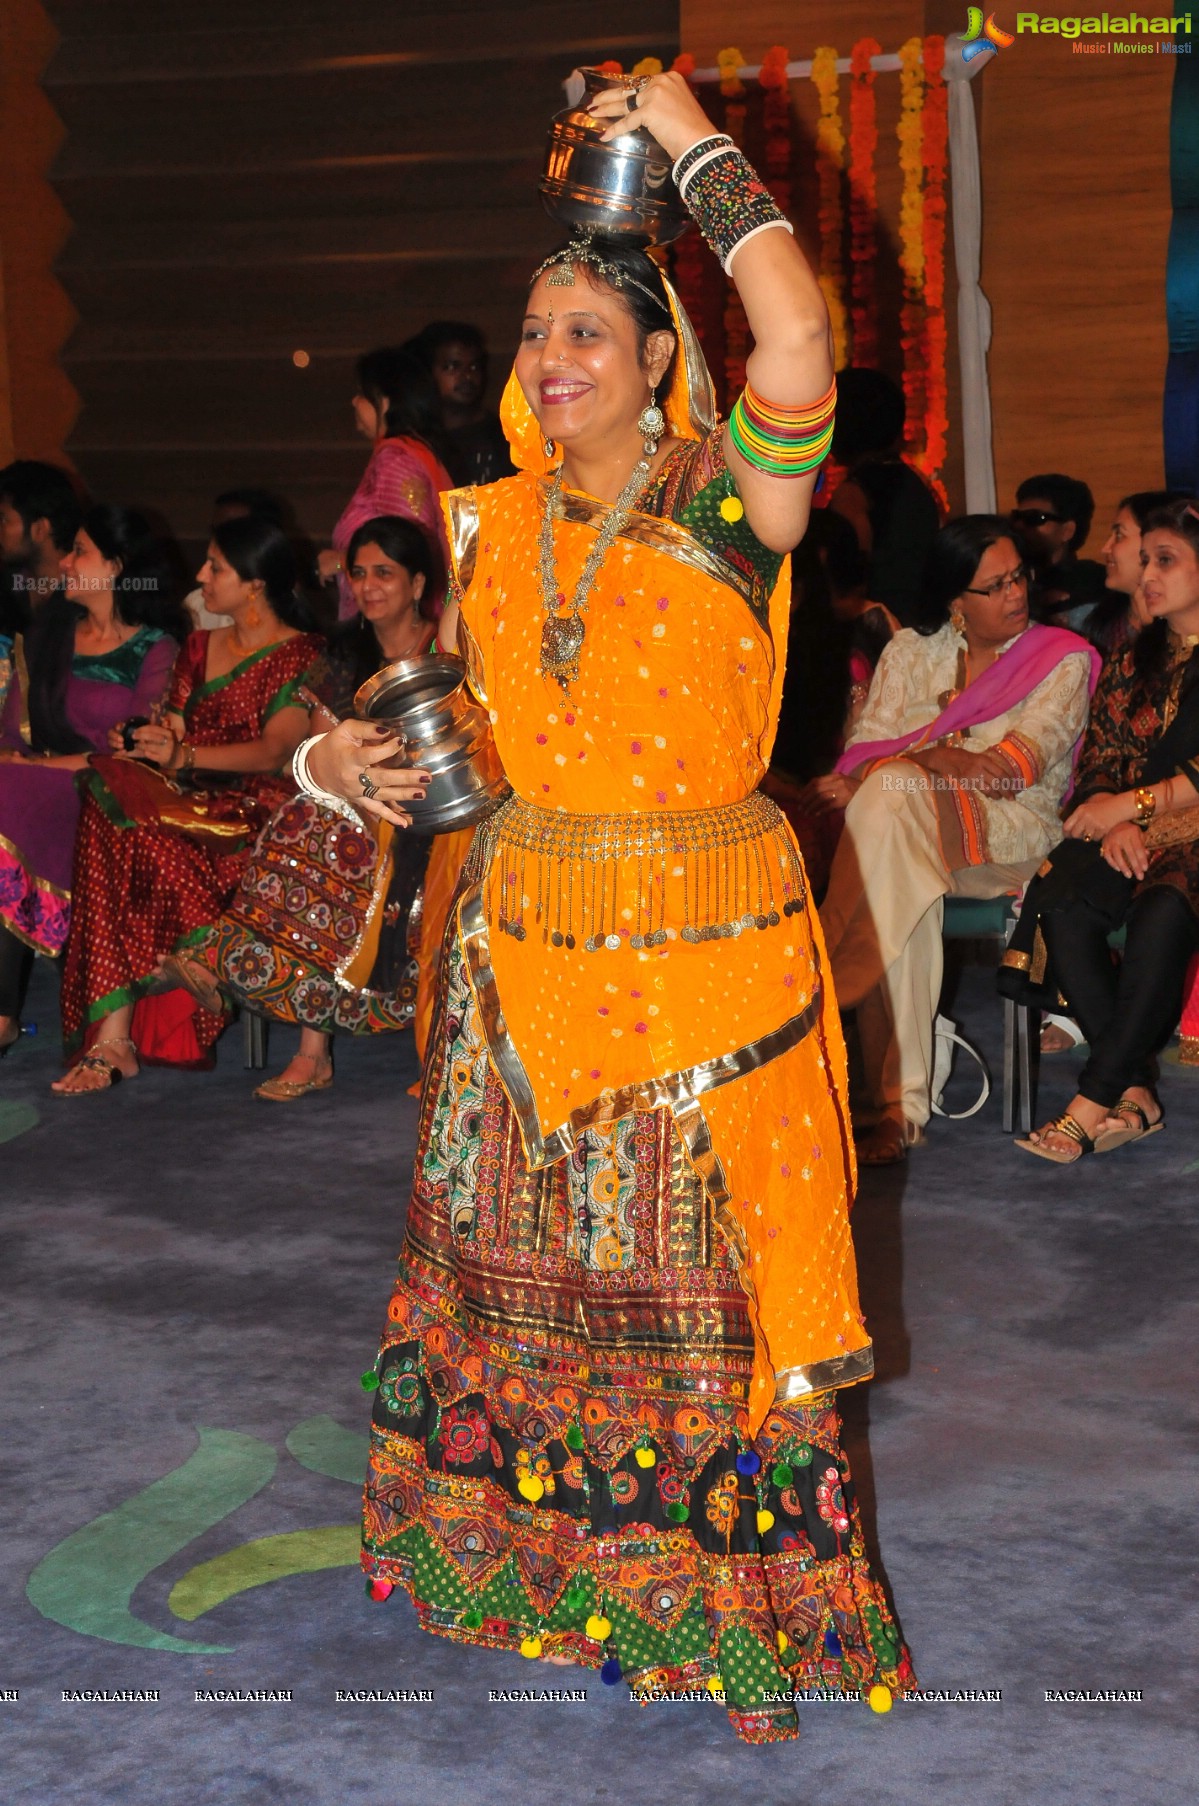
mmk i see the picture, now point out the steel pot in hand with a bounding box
[540,66,689,245]
[354,653,510,833]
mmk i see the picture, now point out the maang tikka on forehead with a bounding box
[532,230,673,319]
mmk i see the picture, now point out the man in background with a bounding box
[404,321,514,486]
[1012,472,1107,635]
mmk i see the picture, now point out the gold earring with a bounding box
[543,436,556,459]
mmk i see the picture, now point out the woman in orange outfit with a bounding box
[300,72,912,1742]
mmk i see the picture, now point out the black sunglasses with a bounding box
[1011,508,1065,528]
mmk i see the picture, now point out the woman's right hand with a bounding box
[306,719,431,827]
[918,745,1013,793]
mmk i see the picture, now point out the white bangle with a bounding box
[292,733,363,824]
[721,215,795,275]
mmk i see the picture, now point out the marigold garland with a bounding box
[760,45,793,219]
[896,36,927,466]
[917,35,949,496]
[848,38,881,370]
[811,47,849,372]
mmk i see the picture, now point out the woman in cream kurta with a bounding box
[815,519,1096,1158]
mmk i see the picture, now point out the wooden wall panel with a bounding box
[982,38,1173,536]
[41,1,677,546]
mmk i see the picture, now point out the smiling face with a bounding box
[956,536,1030,648]
[1101,506,1143,595]
[515,269,674,459]
[1139,528,1199,629]
[348,541,426,636]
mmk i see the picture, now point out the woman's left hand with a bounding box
[587,69,715,162]
[1063,792,1129,840]
[126,722,180,769]
[798,771,860,816]
[1100,821,1149,880]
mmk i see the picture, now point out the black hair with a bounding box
[209,514,318,634]
[1015,473,1095,548]
[407,321,487,363]
[829,368,906,463]
[1116,488,1190,530]
[0,459,84,554]
[332,515,437,693]
[1132,497,1199,680]
[354,346,453,467]
[26,504,189,754]
[534,237,679,403]
[212,486,292,530]
[914,513,1025,636]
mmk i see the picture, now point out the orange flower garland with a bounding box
[811,46,849,372]
[759,44,793,218]
[848,38,881,370]
[917,35,949,497]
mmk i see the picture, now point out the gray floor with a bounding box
[1,959,1196,1805]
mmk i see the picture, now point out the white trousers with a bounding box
[820,762,1041,1128]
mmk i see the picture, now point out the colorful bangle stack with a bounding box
[728,377,838,478]
[675,143,794,274]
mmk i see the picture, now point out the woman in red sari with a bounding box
[54,515,323,1092]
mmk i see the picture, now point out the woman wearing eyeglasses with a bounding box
[810,516,1100,1164]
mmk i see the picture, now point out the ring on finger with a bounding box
[358,769,380,800]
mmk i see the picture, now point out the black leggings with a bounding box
[1042,884,1199,1106]
[0,923,33,1019]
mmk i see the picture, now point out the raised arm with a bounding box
[592,72,834,554]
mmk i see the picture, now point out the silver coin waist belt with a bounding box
[478,791,808,952]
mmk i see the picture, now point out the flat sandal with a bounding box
[1093,1098,1165,1154]
[1015,1111,1096,1164]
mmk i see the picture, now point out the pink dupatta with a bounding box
[835,623,1101,775]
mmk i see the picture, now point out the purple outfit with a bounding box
[0,627,175,954]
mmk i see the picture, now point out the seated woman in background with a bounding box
[170,516,456,1100]
[0,506,183,1050]
[818,515,1099,1164]
[1040,487,1186,1055]
[53,515,323,1093]
[1085,488,1189,659]
[765,508,897,900]
[323,347,454,622]
[1003,498,1199,1161]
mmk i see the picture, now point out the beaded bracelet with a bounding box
[678,144,794,274]
[728,377,837,478]
[671,133,734,190]
[292,733,363,824]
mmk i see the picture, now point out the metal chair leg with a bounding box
[1016,1003,1036,1134]
[1003,995,1016,1132]
[242,1010,268,1070]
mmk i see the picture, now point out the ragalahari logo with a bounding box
[962,8,1018,57]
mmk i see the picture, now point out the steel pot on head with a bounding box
[540,66,689,245]
[354,653,510,833]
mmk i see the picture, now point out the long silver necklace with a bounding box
[538,456,650,692]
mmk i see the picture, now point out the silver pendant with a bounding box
[540,611,586,688]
